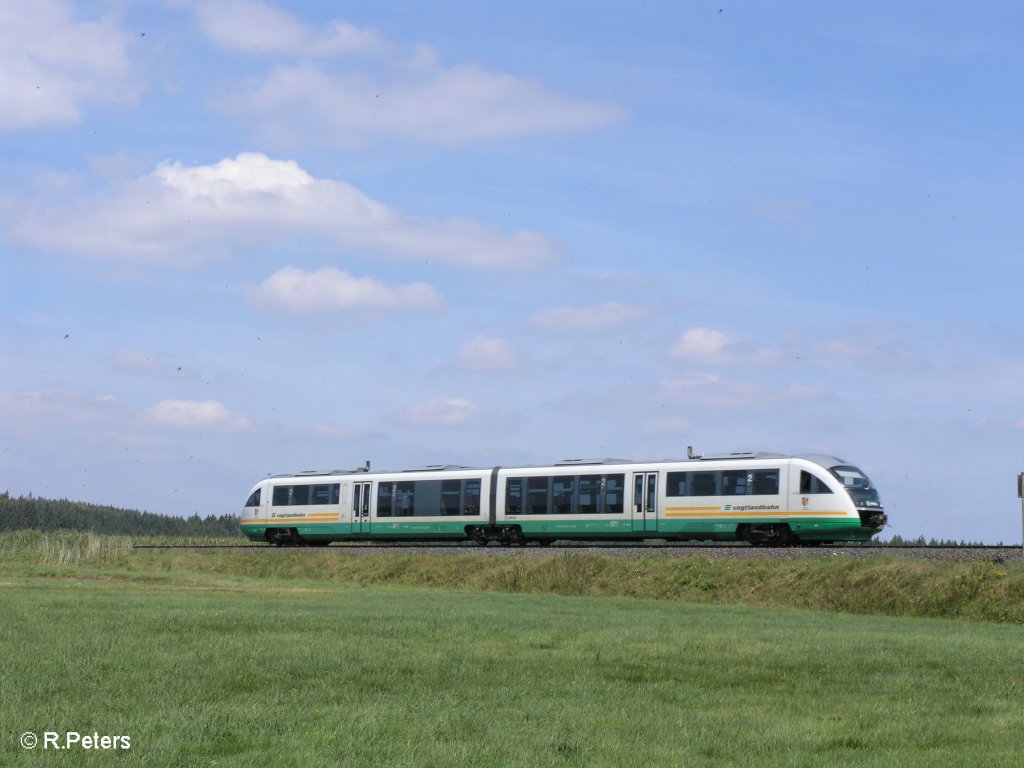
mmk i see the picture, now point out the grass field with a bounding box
[3,532,1024,766]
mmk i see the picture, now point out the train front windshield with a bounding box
[829,465,882,509]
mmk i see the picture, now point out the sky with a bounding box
[1,0,1022,543]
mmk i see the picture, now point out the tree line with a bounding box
[0,492,242,538]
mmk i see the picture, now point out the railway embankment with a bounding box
[3,530,1023,624]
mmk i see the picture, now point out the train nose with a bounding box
[858,509,887,528]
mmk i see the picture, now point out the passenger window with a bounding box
[691,472,717,496]
[506,479,522,514]
[395,481,415,517]
[377,483,394,517]
[311,485,332,505]
[527,477,549,515]
[752,470,779,495]
[578,475,600,515]
[721,470,748,496]
[273,485,309,505]
[464,479,481,516]
[666,472,688,497]
[604,475,624,514]
[552,477,574,514]
[441,480,462,516]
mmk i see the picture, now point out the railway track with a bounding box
[133,543,1022,561]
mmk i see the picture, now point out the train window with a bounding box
[691,472,717,496]
[506,478,523,514]
[245,489,261,507]
[666,472,689,497]
[311,484,340,505]
[413,480,444,516]
[751,470,779,495]
[395,481,416,517]
[441,480,462,516]
[604,474,625,514]
[721,470,749,495]
[800,471,832,494]
[552,476,574,515]
[377,483,394,517]
[527,477,550,515]
[273,485,310,506]
[578,475,600,515]
[464,479,481,516]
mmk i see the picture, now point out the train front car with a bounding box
[828,462,887,533]
[239,481,267,543]
[789,456,886,543]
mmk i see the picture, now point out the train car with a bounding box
[239,453,886,546]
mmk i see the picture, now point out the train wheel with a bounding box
[502,526,526,547]
[468,527,489,546]
[739,523,795,547]
[266,528,296,547]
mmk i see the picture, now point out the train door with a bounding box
[632,472,659,533]
[787,464,835,516]
[353,481,371,534]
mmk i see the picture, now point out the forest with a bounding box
[0,492,242,537]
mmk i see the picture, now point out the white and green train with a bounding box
[240,452,886,546]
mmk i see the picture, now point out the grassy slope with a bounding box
[2,573,1024,767]
[6,530,1024,623]
[2,533,1024,765]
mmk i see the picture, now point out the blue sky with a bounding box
[2,0,1022,542]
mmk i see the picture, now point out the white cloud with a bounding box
[641,416,692,435]
[662,371,724,389]
[153,151,313,199]
[669,327,732,363]
[0,389,121,432]
[195,0,388,57]
[8,152,563,268]
[246,266,443,314]
[0,1,137,131]
[529,302,646,331]
[224,59,624,148]
[196,1,623,147]
[458,336,521,372]
[145,400,252,431]
[401,397,479,426]
[112,349,160,373]
[659,374,828,410]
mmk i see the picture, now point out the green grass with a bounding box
[2,571,1024,766]
[5,530,1024,623]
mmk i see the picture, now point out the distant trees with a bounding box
[882,534,1000,547]
[0,492,242,537]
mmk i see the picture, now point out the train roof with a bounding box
[264,452,856,480]
[793,453,850,469]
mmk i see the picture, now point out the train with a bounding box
[240,451,886,546]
